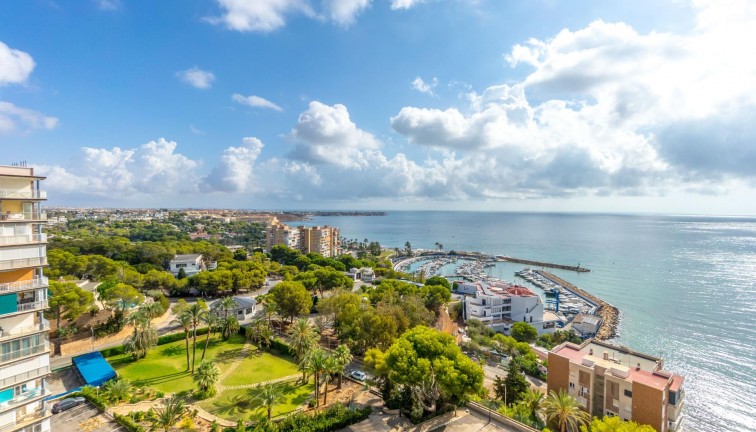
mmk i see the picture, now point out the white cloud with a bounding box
[390,0,430,10]
[411,76,438,95]
[203,137,264,192]
[322,0,371,26]
[176,67,215,89]
[231,94,283,112]
[289,101,380,167]
[0,41,35,86]
[0,101,58,133]
[207,0,314,32]
[94,0,122,11]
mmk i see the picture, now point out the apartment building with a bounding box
[548,339,684,432]
[266,221,341,257]
[0,166,51,432]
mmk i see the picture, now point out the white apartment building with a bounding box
[0,165,51,432]
[461,281,559,335]
[266,220,341,257]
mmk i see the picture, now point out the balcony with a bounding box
[0,408,51,432]
[0,258,47,272]
[14,301,49,314]
[0,213,47,223]
[0,342,49,365]
[0,190,46,201]
[0,388,50,415]
[0,320,49,343]
[0,235,47,247]
[0,278,48,295]
[0,367,50,391]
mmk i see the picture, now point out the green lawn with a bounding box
[109,334,247,394]
[221,349,300,387]
[198,380,314,422]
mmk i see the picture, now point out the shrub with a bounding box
[114,413,144,432]
[72,386,108,410]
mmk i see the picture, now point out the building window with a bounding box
[569,382,575,389]
[176,263,187,268]
[624,389,633,398]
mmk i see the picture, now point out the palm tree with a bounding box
[103,379,131,404]
[142,301,164,319]
[184,302,207,374]
[246,318,272,350]
[321,355,339,406]
[193,360,221,394]
[200,312,219,362]
[542,389,590,432]
[308,348,329,408]
[221,316,240,340]
[289,318,318,380]
[521,388,545,425]
[332,344,353,389]
[151,395,186,432]
[262,301,278,330]
[124,311,158,360]
[253,383,284,421]
[219,296,236,320]
[173,312,192,371]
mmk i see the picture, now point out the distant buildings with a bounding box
[0,165,51,432]
[459,281,560,335]
[548,339,685,432]
[345,267,375,282]
[266,219,341,257]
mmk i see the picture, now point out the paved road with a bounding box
[50,401,126,432]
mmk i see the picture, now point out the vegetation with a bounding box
[124,305,158,360]
[580,416,656,432]
[151,395,187,432]
[268,281,312,323]
[194,360,221,396]
[536,330,582,350]
[510,322,538,343]
[47,281,95,330]
[543,389,591,432]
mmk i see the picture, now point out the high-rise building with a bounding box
[0,165,51,432]
[548,339,684,432]
[266,220,340,257]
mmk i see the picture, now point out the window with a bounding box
[624,389,633,398]
[176,263,187,268]
[569,382,575,389]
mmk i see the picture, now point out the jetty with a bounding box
[536,271,619,340]
[497,256,590,272]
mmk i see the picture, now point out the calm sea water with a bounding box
[299,212,756,432]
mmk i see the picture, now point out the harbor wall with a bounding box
[497,256,590,273]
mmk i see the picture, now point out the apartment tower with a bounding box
[0,166,51,432]
[548,339,684,432]
[266,220,341,257]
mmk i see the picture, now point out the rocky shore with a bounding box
[540,271,619,340]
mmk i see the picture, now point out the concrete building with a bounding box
[168,254,205,277]
[548,339,684,432]
[210,296,256,321]
[571,314,602,339]
[460,281,560,335]
[0,165,52,432]
[266,221,341,257]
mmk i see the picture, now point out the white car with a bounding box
[350,370,367,381]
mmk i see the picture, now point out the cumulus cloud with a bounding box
[176,66,215,89]
[207,0,372,31]
[0,102,59,133]
[390,0,430,10]
[232,94,283,112]
[411,76,438,95]
[203,137,264,192]
[0,41,35,86]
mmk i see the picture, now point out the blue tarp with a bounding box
[72,352,116,387]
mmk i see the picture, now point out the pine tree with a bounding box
[502,361,529,405]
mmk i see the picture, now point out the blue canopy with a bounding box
[72,352,116,387]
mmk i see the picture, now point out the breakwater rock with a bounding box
[540,271,619,340]
[496,256,590,273]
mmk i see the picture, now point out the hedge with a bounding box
[113,413,145,432]
[70,387,108,411]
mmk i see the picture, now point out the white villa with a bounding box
[460,281,561,335]
[168,254,205,277]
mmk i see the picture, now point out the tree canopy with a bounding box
[48,281,95,329]
[268,281,312,322]
[511,322,539,343]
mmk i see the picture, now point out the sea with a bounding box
[297,211,756,432]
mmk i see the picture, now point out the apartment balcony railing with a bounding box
[0,388,49,414]
[0,190,46,200]
[0,409,50,432]
[14,301,49,314]
[0,278,48,295]
[0,342,49,364]
[0,367,50,390]
[0,213,47,222]
[0,258,47,271]
[0,320,49,343]
[0,234,47,247]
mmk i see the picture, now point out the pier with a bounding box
[497,256,590,273]
[536,271,619,340]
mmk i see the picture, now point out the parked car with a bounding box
[52,397,85,414]
[350,370,367,381]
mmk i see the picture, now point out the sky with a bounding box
[1,0,756,214]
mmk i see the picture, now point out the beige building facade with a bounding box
[0,166,51,432]
[266,221,341,257]
[548,339,684,432]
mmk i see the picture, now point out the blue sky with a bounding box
[1,0,755,214]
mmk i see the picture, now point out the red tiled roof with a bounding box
[669,374,685,392]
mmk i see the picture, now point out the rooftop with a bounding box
[0,165,45,180]
[172,254,202,262]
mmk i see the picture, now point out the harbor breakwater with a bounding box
[537,271,619,340]
[497,256,590,273]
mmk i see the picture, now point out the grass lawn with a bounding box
[198,380,314,421]
[109,334,246,394]
[221,349,299,387]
